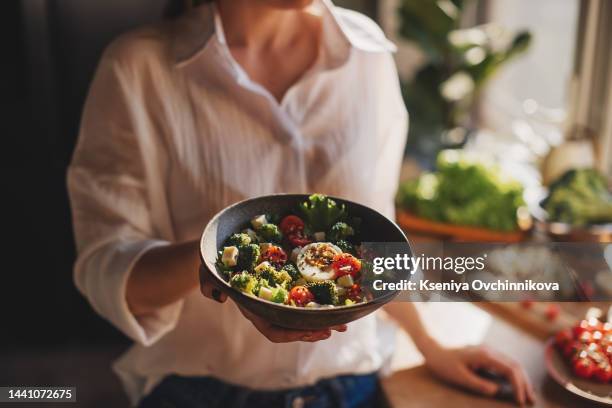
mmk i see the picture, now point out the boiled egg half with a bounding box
[296,242,341,282]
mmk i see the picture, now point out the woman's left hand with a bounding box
[423,344,536,406]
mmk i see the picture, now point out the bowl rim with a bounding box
[199,193,411,313]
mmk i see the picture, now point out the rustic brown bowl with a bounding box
[200,194,411,330]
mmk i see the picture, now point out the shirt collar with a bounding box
[171,0,395,68]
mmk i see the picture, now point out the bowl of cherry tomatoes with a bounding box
[547,317,612,404]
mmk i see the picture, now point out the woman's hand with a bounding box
[422,343,535,406]
[238,305,347,343]
[199,264,347,342]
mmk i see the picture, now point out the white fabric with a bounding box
[67,0,408,405]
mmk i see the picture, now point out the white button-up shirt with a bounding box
[67,0,408,405]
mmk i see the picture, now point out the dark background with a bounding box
[0,1,377,406]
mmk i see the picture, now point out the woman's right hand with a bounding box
[238,304,347,343]
[199,264,347,342]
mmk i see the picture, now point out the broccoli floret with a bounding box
[229,271,257,294]
[299,194,347,232]
[237,244,261,272]
[266,213,282,225]
[257,223,283,243]
[225,233,251,247]
[334,239,355,255]
[328,222,354,242]
[255,263,292,287]
[271,286,289,304]
[542,169,612,225]
[305,280,339,305]
[252,276,269,297]
[281,263,301,282]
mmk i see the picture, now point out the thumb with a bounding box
[460,368,499,397]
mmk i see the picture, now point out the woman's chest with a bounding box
[163,65,386,239]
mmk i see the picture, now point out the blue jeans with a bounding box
[138,373,381,408]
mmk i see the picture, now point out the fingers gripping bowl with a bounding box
[200,194,411,330]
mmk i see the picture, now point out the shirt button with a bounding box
[292,397,305,408]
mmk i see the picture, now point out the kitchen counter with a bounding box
[381,308,600,408]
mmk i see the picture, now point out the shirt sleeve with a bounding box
[67,44,182,346]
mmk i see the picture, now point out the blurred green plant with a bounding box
[541,169,612,226]
[397,150,525,231]
[398,0,531,162]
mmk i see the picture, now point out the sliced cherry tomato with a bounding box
[280,215,305,235]
[287,231,312,248]
[594,363,612,383]
[563,341,583,358]
[578,330,593,344]
[555,329,573,349]
[347,283,362,301]
[573,320,590,338]
[603,344,612,361]
[289,286,314,307]
[332,253,361,278]
[261,245,287,266]
[573,357,595,379]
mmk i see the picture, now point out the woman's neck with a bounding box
[215,0,303,50]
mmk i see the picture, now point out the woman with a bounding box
[68,0,535,407]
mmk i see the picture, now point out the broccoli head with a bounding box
[229,271,257,294]
[305,280,338,305]
[255,262,292,287]
[237,244,261,272]
[328,222,354,242]
[542,169,612,225]
[281,263,301,282]
[334,239,355,255]
[257,223,283,243]
[271,286,289,304]
[225,233,252,247]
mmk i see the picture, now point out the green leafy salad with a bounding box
[396,150,525,232]
[216,194,366,308]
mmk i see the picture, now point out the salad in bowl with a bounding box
[216,194,367,308]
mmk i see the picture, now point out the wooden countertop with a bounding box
[380,312,603,408]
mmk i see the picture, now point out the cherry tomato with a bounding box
[347,283,362,301]
[520,299,534,309]
[573,320,590,338]
[261,245,287,266]
[289,286,314,307]
[545,304,560,321]
[573,357,595,379]
[593,363,612,383]
[280,215,305,235]
[332,253,361,278]
[578,330,593,344]
[555,329,573,349]
[563,341,583,358]
[287,231,312,248]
